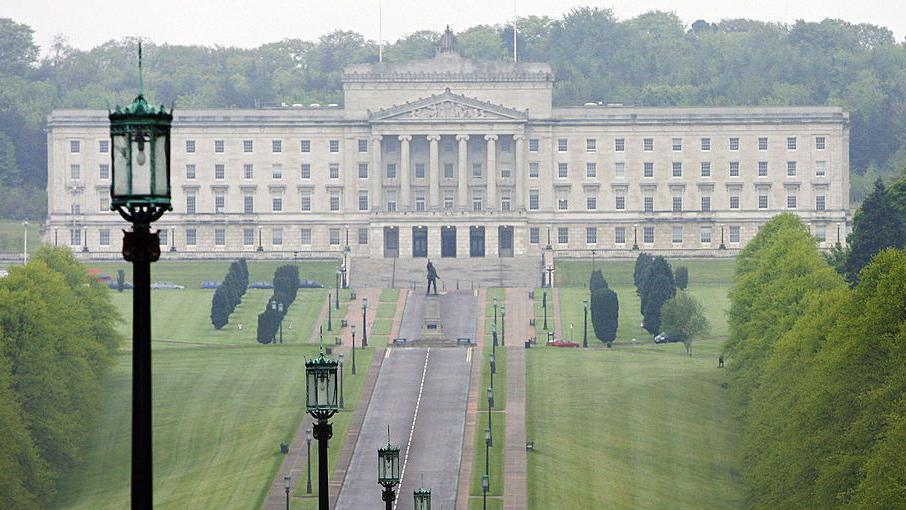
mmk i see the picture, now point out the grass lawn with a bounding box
[376,302,396,318]
[379,288,400,302]
[87,259,341,288]
[0,219,42,254]
[526,338,743,510]
[555,258,736,288]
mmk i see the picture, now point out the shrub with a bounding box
[675,266,688,289]
[590,287,618,345]
[633,252,653,293]
[589,268,607,292]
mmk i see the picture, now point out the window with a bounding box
[730,194,740,209]
[643,138,653,151]
[729,137,739,151]
[614,138,624,152]
[672,162,682,177]
[99,164,110,179]
[787,161,797,177]
[729,161,739,177]
[787,137,797,150]
[614,162,625,179]
[215,229,226,246]
[557,139,568,152]
[500,138,511,152]
[272,196,283,212]
[70,140,80,153]
[243,228,254,246]
[358,227,369,245]
[216,164,225,180]
[816,136,826,150]
[215,193,225,214]
[387,141,396,152]
[615,227,626,244]
[71,202,81,215]
[386,192,397,212]
[586,138,597,152]
[529,139,539,152]
[758,137,768,151]
[615,194,626,210]
[467,163,480,178]
[558,163,568,178]
[99,194,109,211]
[244,164,254,179]
[586,162,597,178]
[70,228,81,246]
[185,164,196,180]
[300,228,312,245]
[70,164,81,180]
[701,196,711,212]
[444,163,454,178]
[215,140,224,153]
[529,190,539,210]
[558,198,568,210]
[530,227,540,244]
[329,140,339,153]
[444,138,454,152]
[244,195,254,214]
[501,166,511,178]
[587,196,597,210]
[301,164,311,179]
[529,162,539,178]
[758,161,768,177]
[98,140,109,153]
[272,140,282,153]
[159,229,167,246]
[415,193,425,212]
[558,227,569,244]
[701,138,711,151]
[501,195,511,211]
[272,228,283,247]
[444,191,454,209]
[99,229,110,247]
[329,164,339,179]
[301,140,311,153]
[672,138,682,151]
[186,229,196,246]
[301,192,311,212]
[472,195,482,211]
[816,195,826,211]
[644,162,654,178]
[329,192,340,211]
[644,196,654,212]
[586,227,597,244]
[672,196,682,212]
[700,226,712,244]
[186,194,196,214]
[701,162,711,177]
[415,163,425,179]
[185,140,196,153]
[358,139,368,152]
[815,161,827,177]
[815,227,827,243]
[787,194,797,209]
[758,194,768,209]
[729,226,741,243]
[643,226,654,244]
[243,140,253,153]
[672,226,683,244]
[358,163,369,179]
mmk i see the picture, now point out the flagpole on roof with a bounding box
[378,0,383,62]
[513,0,517,63]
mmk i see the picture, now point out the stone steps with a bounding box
[351,256,541,289]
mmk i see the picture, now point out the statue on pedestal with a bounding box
[426,260,439,295]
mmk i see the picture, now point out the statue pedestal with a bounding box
[420,295,447,341]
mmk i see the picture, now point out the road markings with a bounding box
[466,346,472,363]
[385,347,392,359]
[394,348,430,510]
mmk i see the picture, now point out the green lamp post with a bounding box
[108,42,172,510]
[305,350,339,510]
[413,487,432,510]
[378,430,401,510]
[583,299,588,348]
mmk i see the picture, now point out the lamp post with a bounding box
[271,300,284,344]
[545,224,552,250]
[305,427,313,494]
[342,244,351,288]
[338,354,345,409]
[283,475,291,510]
[583,300,588,348]
[21,221,28,265]
[485,427,492,480]
[500,305,506,347]
[489,352,495,390]
[327,293,333,332]
[570,323,574,343]
[82,225,89,252]
[591,249,596,271]
[169,225,176,252]
[545,261,554,289]
[482,474,489,510]
[335,268,341,310]
[108,43,173,510]
[378,431,401,510]
[487,386,494,442]
[305,349,340,510]
[492,323,498,355]
[719,223,726,250]
[54,226,58,247]
[493,297,498,332]
[542,289,548,331]
[351,324,357,375]
[414,487,432,510]
[361,298,368,347]
[257,225,263,252]
[632,223,639,250]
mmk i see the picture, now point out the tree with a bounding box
[115,269,125,292]
[640,261,676,335]
[210,287,230,329]
[845,179,905,282]
[588,268,607,292]
[590,287,618,345]
[633,252,653,292]
[674,266,688,289]
[660,291,709,354]
[0,18,40,76]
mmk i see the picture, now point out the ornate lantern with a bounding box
[378,439,401,488]
[305,353,339,419]
[413,487,432,510]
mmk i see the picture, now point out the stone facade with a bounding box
[45,35,849,259]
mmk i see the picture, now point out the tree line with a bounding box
[0,247,122,508]
[3,9,906,218]
[210,258,249,329]
[725,213,906,508]
[257,265,299,344]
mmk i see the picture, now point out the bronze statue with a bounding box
[426,260,439,295]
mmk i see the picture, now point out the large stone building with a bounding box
[45,29,850,259]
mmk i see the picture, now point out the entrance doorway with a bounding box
[441,227,457,257]
[412,226,428,257]
[469,226,485,257]
[383,227,399,258]
[498,226,514,257]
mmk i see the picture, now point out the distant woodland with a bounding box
[3,8,906,219]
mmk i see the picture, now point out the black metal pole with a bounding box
[339,360,344,408]
[501,311,505,347]
[285,485,290,510]
[583,304,588,348]
[382,487,396,510]
[485,430,490,477]
[351,331,357,375]
[335,273,340,309]
[306,438,312,494]
[362,306,368,347]
[313,419,332,510]
[543,292,548,331]
[327,294,333,332]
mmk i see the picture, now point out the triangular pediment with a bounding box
[370,89,527,122]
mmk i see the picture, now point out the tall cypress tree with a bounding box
[845,179,905,283]
[640,256,676,334]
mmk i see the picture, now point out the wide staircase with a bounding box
[350,256,541,289]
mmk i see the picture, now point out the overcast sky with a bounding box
[3,0,905,54]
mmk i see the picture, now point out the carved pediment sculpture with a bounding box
[396,100,498,120]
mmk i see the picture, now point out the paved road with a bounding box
[398,290,477,342]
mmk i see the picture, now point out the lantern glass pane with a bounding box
[153,134,168,196]
[131,134,151,195]
[306,370,316,407]
[113,134,128,197]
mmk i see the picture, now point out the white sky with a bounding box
[2,0,905,54]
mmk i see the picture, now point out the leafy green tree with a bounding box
[845,179,905,282]
[0,131,21,186]
[0,18,39,75]
[457,25,507,60]
[674,266,688,289]
[660,291,709,354]
[632,252,653,291]
[210,287,229,329]
[588,268,607,292]
[640,257,675,334]
[590,287,618,345]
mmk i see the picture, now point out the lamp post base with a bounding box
[381,487,396,510]
[312,419,333,510]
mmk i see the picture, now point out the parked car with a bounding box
[106,281,134,290]
[299,279,324,288]
[249,281,275,289]
[546,339,580,348]
[654,332,684,344]
[150,281,185,290]
[200,281,221,289]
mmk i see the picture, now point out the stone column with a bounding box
[427,135,441,210]
[399,135,412,210]
[370,135,382,211]
[485,134,498,210]
[456,134,470,209]
[514,134,526,209]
